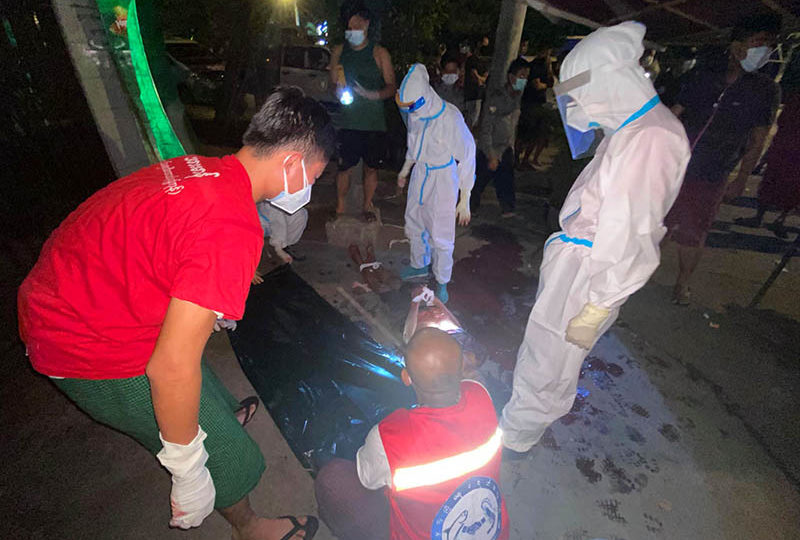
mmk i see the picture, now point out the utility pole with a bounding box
[488,0,528,93]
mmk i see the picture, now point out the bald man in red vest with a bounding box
[315,328,509,540]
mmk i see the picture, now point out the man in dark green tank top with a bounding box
[329,2,396,221]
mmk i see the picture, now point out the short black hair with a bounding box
[441,53,460,69]
[341,0,370,28]
[508,58,530,75]
[731,12,782,42]
[242,87,335,161]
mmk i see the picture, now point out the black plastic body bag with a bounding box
[228,265,415,472]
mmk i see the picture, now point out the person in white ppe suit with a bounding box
[500,21,691,452]
[255,200,308,265]
[396,63,476,304]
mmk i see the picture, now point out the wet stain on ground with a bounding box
[603,456,637,494]
[597,499,627,523]
[576,457,603,483]
[580,357,625,390]
[539,428,560,450]
[625,425,646,445]
[677,394,702,409]
[619,449,661,474]
[561,529,590,540]
[450,223,532,371]
[634,472,649,490]
[659,423,681,442]
[630,403,650,417]
[646,354,672,369]
[582,356,625,377]
[561,413,579,425]
[644,513,664,533]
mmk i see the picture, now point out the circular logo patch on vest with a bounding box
[431,476,502,540]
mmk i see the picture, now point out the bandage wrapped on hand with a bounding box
[156,426,216,529]
[456,188,471,226]
[565,303,610,350]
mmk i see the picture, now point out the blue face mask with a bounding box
[345,30,365,47]
[740,46,771,73]
[513,77,527,92]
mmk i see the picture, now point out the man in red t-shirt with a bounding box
[17,88,334,540]
[315,328,509,540]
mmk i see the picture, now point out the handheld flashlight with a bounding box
[340,88,354,105]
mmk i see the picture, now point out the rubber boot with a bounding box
[436,282,449,304]
[400,265,430,281]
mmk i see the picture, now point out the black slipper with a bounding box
[278,515,319,540]
[236,396,259,428]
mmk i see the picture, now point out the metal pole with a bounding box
[749,233,799,307]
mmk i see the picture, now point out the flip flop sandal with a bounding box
[671,287,691,306]
[278,515,319,540]
[236,396,259,428]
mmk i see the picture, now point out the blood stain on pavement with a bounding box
[659,423,681,442]
[576,457,603,483]
[539,428,560,450]
[602,456,637,494]
[630,404,650,417]
[625,425,646,445]
[450,224,531,370]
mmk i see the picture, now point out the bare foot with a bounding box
[232,516,311,540]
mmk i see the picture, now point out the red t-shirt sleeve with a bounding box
[170,217,263,320]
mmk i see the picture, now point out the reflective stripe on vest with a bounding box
[392,427,503,492]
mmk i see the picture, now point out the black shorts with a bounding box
[337,129,387,170]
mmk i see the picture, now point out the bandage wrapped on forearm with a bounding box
[565,303,610,350]
[398,159,415,188]
[156,426,216,529]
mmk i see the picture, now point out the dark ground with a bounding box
[2,122,799,538]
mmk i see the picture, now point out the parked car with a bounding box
[165,38,225,105]
[258,45,340,115]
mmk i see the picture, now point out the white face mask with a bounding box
[270,155,311,214]
[740,45,771,73]
[441,73,459,85]
[345,30,365,47]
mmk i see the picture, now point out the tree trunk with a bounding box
[488,0,527,93]
[214,0,254,138]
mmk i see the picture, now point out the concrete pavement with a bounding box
[2,153,798,539]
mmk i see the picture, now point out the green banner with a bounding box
[97,0,185,160]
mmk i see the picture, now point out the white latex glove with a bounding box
[565,303,610,350]
[398,159,414,188]
[456,188,471,226]
[156,427,216,529]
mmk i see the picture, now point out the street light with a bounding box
[281,0,300,27]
